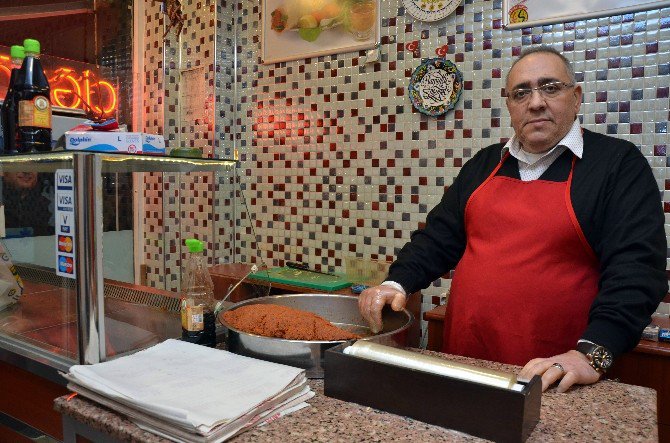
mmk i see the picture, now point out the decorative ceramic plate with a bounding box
[402,0,462,22]
[408,58,463,117]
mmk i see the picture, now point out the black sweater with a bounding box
[388,129,668,358]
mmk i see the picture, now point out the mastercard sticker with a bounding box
[58,235,74,253]
[55,169,76,279]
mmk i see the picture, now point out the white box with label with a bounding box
[64,131,165,154]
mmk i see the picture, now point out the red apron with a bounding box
[442,152,600,366]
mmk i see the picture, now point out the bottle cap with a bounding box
[23,39,40,55]
[10,45,25,59]
[185,238,204,253]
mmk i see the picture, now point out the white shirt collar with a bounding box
[502,119,583,164]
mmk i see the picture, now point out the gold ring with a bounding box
[551,362,565,374]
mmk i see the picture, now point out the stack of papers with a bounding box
[63,339,313,442]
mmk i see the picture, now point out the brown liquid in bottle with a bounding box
[15,47,51,153]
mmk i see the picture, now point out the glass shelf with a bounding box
[0,151,237,174]
[0,149,237,371]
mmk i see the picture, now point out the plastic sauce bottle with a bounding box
[180,238,217,347]
[15,39,52,153]
[1,45,25,154]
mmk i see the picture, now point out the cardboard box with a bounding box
[65,131,166,154]
[324,342,541,443]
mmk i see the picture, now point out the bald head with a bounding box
[506,46,575,90]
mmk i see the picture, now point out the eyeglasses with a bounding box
[506,81,575,103]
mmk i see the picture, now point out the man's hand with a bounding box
[519,350,602,393]
[358,285,407,334]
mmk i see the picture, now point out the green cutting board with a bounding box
[249,267,352,291]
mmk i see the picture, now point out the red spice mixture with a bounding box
[223,304,361,341]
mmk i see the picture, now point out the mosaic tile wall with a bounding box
[213,0,238,264]
[216,0,237,160]
[142,1,237,291]
[142,1,167,287]
[231,0,670,337]
[163,0,216,290]
[139,1,669,337]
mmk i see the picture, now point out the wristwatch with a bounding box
[576,340,613,373]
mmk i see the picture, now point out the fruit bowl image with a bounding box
[270,0,374,42]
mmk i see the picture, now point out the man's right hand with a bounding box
[358,285,407,334]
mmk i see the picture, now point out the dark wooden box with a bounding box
[324,343,541,443]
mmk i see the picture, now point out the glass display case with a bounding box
[0,151,237,373]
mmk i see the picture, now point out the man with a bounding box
[2,171,54,236]
[359,46,667,393]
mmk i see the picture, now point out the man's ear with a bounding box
[573,84,583,114]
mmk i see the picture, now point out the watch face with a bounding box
[591,346,613,370]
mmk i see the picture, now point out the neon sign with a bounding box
[50,68,117,115]
[0,55,10,82]
[0,46,118,117]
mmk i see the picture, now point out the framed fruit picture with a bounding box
[262,0,381,64]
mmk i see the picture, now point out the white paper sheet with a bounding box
[66,339,308,432]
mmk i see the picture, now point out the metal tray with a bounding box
[218,294,413,378]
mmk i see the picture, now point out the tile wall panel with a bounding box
[143,1,238,291]
[139,2,670,336]
[214,1,238,263]
[143,1,166,288]
[216,0,237,159]
[164,0,217,291]
[230,0,670,340]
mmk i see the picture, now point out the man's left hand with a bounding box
[518,350,602,393]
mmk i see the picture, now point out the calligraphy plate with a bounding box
[402,0,462,22]
[408,58,463,117]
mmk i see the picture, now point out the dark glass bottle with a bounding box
[15,39,52,153]
[1,45,25,154]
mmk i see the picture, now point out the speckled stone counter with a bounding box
[54,350,658,442]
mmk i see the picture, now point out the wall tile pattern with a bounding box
[216,0,237,159]
[214,2,238,263]
[232,0,670,334]
[143,1,167,287]
[143,1,237,291]
[141,1,669,337]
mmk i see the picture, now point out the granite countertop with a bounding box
[54,351,658,442]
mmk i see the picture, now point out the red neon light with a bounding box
[82,70,117,116]
[53,68,117,116]
[0,56,10,84]
[95,80,116,114]
[0,50,118,116]
[51,68,82,109]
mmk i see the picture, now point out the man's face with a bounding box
[4,172,38,190]
[505,52,582,153]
